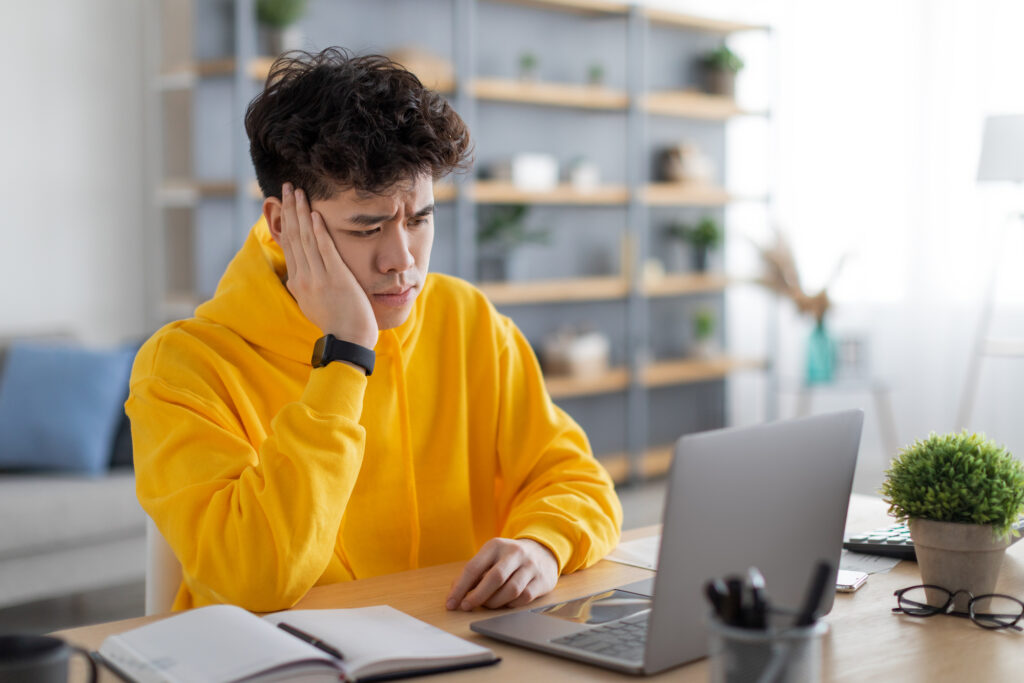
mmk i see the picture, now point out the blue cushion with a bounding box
[0,343,135,475]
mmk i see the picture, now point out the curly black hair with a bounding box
[245,47,472,200]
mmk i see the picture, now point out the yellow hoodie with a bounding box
[128,218,622,612]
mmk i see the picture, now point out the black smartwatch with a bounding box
[311,334,375,376]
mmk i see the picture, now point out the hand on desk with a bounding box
[446,538,558,611]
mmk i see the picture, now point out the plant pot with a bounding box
[258,25,304,57]
[477,248,528,282]
[664,241,688,273]
[704,67,736,97]
[692,338,717,359]
[691,246,709,272]
[908,518,1012,612]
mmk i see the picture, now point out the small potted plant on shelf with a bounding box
[691,308,717,359]
[257,0,307,56]
[881,431,1024,612]
[518,52,539,81]
[477,204,550,282]
[587,63,605,87]
[664,216,722,272]
[700,44,744,97]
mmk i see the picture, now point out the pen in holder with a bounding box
[708,610,827,683]
[705,562,832,683]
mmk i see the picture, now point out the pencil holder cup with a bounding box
[708,616,828,683]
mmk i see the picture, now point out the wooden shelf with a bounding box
[640,445,675,478]
[546,367,630,399]
[594,446,675,484]
[642,7,767,33]
[472,181,629,204]
[643,91,745,120]
[644,356,764,387]
[160,180,452,207]
[385,48,456,92]
[642,183,730,206]
[472,78,628,110]
[642,273,730,297]
[597,452,631,484]
[193,57,275,81]
[191,55,454,92]
[433,183,456,202]
[159,179,262,206]
[478,273,734,305]
[479,275,628,304]
[491,0,630,15]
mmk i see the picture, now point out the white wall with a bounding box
[0,1,149,345]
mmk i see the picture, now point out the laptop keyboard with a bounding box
[550,611,649,662]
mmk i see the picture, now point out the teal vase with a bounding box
[806,321,836,385]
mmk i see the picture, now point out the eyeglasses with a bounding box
[892,585,1024,631]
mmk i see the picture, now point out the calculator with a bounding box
[844,519,1024,561]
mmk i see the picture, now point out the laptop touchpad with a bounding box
[532,589,652,625]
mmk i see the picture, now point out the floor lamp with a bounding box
[957,114,1024,428]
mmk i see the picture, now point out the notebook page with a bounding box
[101,604,337,683]
[263,606,493,678]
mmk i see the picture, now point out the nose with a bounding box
[376,225,415,274]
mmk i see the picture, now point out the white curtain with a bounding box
[713,0,1024,483]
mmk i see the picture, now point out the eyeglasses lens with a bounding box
[970,595,1024,629]
[898,586,949,616]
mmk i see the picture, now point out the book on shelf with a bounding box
[97,604,499,682]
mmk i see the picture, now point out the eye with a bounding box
[348,227,381,238]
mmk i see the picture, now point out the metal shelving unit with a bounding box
[149,0,770,482]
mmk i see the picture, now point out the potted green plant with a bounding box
[256,0,307,56]
[691,308,716,358]
[518,52,539,81]
[477,204,550,281]
[881,431,1024,612]
[665,216,722,272]
[700,44,744,97]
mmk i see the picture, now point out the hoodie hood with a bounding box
[195,217,423,364]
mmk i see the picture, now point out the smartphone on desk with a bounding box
[836,570,868,593]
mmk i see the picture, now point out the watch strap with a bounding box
[312,334,375,376]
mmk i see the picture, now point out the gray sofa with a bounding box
[0,336,146,609]
[0,471,145,608]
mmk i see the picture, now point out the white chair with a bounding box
[144,516,183,615]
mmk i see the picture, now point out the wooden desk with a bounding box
[56,494,1024,681]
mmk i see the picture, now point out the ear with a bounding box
[263,197,283,245]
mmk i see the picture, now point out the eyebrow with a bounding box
[347,203,435,228]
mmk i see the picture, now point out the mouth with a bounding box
[373,285,417,307]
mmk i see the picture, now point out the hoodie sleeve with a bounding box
[493,319,623,574]
[128,341,368,612]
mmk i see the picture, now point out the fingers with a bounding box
[461,555,520,610]
[506,577,544,608]
[277,183,303,281]
[311,209,349,279]
[446,541,498,610]
[292,187,326,278]
[445,539,558,611]
[483,566,533,609]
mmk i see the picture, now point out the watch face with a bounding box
[312,336,328,367]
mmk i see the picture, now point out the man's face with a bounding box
[310,174,434,331]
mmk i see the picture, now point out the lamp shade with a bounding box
[977,114,1024,182]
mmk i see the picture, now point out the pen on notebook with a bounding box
[277,622,346,660]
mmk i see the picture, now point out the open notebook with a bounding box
[98,604,498,682]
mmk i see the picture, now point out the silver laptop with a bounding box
[471,410,864,675]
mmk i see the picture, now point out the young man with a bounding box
[128,48,622,613]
